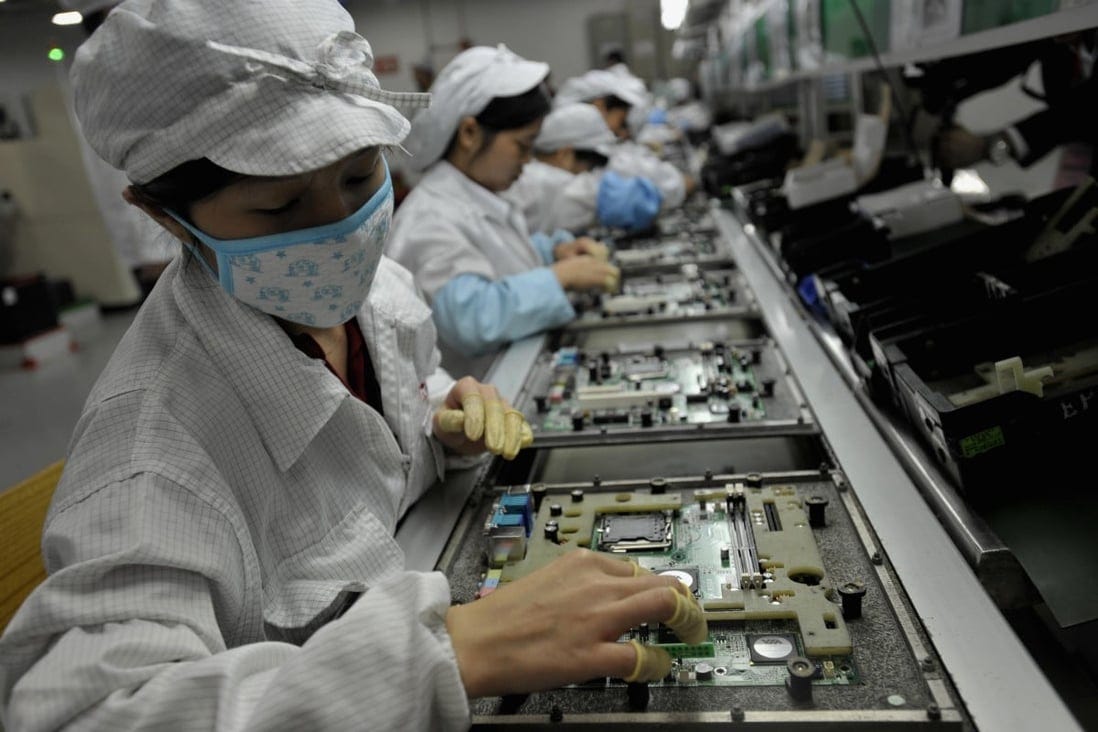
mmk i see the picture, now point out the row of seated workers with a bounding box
[0,2,709,731]
[388,47,699,378]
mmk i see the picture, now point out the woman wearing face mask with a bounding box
[506,102,664,235]
[386,47,621,379]
[0,3,702,731]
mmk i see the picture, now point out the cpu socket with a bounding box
[597,512,673,552]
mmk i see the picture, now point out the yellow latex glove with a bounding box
[436,395,534,460]
[622,562,708,682]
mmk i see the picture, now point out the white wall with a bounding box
[350,0,630,93]
[0,7,86,93]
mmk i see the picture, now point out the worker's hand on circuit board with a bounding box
[445,549,707,697]
[554,236,610,262]
[552,255,621,294]
[434,376,534,460]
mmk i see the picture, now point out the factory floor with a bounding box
[0,309,135,489]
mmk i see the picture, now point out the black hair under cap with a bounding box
[475,83,552,131]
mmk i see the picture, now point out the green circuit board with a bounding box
[530,343,769,434]
[479,483,859,688]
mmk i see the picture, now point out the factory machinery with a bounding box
[395,134,1085,729]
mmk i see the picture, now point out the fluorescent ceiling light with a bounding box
[661,0,688,31]
[52,11,84,26]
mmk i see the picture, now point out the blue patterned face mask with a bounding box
[168,161,394,328]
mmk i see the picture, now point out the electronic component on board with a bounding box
[598,512,673,552]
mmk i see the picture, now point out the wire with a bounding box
[847,0,920,161]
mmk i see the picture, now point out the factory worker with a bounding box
[506,103,663,233]
[554,69,696,209]
[387,46,620,379]
[0,3,701,731]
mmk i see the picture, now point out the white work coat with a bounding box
[609,141,687,210]
[387,161,546,377]
[505,159,600,235]
[0,255,471,732]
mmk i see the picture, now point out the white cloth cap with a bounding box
[72,0,430,184]
[402,45,549,173]
[553,69,648,110]
[534,103,616,154]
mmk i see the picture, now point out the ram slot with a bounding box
[726,487,763,589]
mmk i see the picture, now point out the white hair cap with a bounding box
[534,103,617,154]
[553,69,648,110]
[72,0,430,184]
[402,45,549,173]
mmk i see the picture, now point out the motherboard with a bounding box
[519,340,808,446]
[440,473,962,727]
[571,265,757,329]
[478,480,857,689]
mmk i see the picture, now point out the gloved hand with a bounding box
[551,256,621,294]
[433,377,533,460]
[445,549,709,696]
[623,562,708,682]
[554,236,610,262]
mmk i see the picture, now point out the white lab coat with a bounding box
[0,255,471,732]
[387,161,548,378]
[609,142,687,210]
[505,159,600,235]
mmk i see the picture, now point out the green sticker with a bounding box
[960,426,1005,458]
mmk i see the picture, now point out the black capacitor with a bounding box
[785,657,815,702]
[531,484,547,512]
[640,409,654,427]
[534,395,548,413]
[751,349,762,364]
[649,477,668,494]
[570,489,584,503]
[720,545,730,561]
[726,406,741,423]
[761,378,776,397]
[658,396,674,410]
[653,345,665,359]
[600,351,611,365]
[745,472,763,488]
[588,363,600,382]
[838,581,867,620]
[544,521,560,543]
[805,495,828,528]
[549,503,563,517]
[571,412,585,431]
[600,363,612,380]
